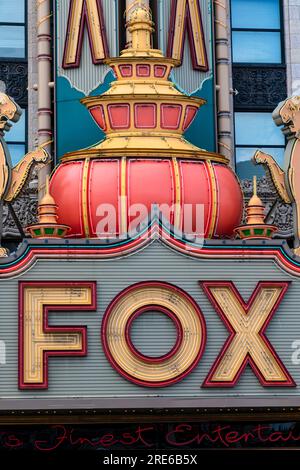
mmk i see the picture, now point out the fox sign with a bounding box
[0,235,300,410]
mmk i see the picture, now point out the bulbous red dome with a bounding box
[50,157,242,239]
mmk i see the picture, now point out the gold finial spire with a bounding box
[234,176,278,240]
[120,3,163,58]
[253,175,257,196]
[247,176,265,226]
[39,175,55,208]
[129,4,153,51]
[26,177,70,239]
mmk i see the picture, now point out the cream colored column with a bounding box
[283,0,300,96]
[214,0,234,163]
[28,0,38,152]
[126,0,150,45]
[37,0,53,200]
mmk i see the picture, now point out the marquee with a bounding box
[0,227,300,410]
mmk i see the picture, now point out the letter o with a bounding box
[101,282,206,387]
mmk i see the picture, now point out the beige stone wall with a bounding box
[283,0,300,96]
[27,0,38,151]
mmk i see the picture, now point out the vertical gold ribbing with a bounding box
[82,158,90,238]
[206,161,218,238]
[120,157,128,235]
[172,157,182,229]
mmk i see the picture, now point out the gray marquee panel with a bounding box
[0,241,300,409]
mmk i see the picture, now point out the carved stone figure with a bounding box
[254,95,300,254]
[0,92,51,255]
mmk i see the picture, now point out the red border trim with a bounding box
[3,223,300,278]
[125,305,183,363]
[18,281,97,390]
[201,281,295,388]
[101,281,207,388]
[166,0,209,72]
[62,0,109,69]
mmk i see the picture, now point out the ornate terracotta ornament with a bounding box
[254,95,300,254]
[0,93,51,255]
[235,176,278,240]
[50,4,243,240]
[26,177,70,239]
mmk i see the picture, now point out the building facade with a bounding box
[0,0,298,245]
[2,0,300,457]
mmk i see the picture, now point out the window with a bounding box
[0,0,26,58]
[235,112,285,179]
[231,0,286,181]
[0,0,27,165]
[6,108,27,166]
[231,0,282,64]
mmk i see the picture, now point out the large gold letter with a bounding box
[102,282,206,387]
[19,282,96,389]
[63,0,109,69]
[167,0,208,71]
[202,281,294,387]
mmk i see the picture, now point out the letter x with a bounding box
[201,281,295,387]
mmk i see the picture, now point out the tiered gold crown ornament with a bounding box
[49,3,244,240]
[76,4,212,161]
[26,177,70,239]
[234,176,278,240]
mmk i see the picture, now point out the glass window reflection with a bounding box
[232,32,281,64]
[235,112,285,179]
[0,26,25,58]
[231,0,282,65]
[6,110,25,142]
[236,147,285,180]
[0,0,25,23]
[231,0,280,29]
[7,144,26,166]
[6,109,26,165]
[235,113,284,146]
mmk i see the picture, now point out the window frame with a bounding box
[0,0,27,61]
[5,107,28,165]
[0,0,28,166]
[234,110,286,176]
[231,0,285,66]
[231,0,287,177]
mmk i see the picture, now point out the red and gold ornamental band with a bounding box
[1,0,300,455]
